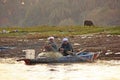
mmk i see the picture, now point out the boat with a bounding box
[17,52,100,65]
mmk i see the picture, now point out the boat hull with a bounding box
[17,52,100,65]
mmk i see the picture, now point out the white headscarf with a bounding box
[62,38,68,42]
[48,36,54,40]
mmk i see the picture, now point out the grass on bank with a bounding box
[0,26,120,38]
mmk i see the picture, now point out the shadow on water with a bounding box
[1,58,120,66]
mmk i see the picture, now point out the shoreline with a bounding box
[0,33,120,60]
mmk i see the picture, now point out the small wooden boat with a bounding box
[17,52,100,65]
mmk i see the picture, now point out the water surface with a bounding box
[0,59,120,80]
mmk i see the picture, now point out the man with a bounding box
[44,36,58,52]
[39,37,63,59]
[59,38,73,56]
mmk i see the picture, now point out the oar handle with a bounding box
[76,49,86,55]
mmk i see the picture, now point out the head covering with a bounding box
[48,36,54,40]
[62,38,68,42]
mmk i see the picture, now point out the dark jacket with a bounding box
[48,41,58,52]
[60,43,73,56]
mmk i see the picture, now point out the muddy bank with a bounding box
[0,33,120,60]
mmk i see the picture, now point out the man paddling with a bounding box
[44,36,58,52]
[59,38,73,56]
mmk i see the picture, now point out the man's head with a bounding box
[62,38,69,44]
[48,36,54,42]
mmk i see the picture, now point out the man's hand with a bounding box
[59,48,64,52]
[67,51,73,55]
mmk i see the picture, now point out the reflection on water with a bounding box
[0,58,120,80]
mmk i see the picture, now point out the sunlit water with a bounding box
[0,58,120,80]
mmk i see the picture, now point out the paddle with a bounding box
[65,49,86,56]
[76,49,86,55]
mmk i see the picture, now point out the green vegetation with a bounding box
[0,26,120,38]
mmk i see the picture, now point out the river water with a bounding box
[0,58,120,80]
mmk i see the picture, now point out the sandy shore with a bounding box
[0,33,120,60]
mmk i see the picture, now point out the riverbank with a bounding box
[0,33,120,60]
